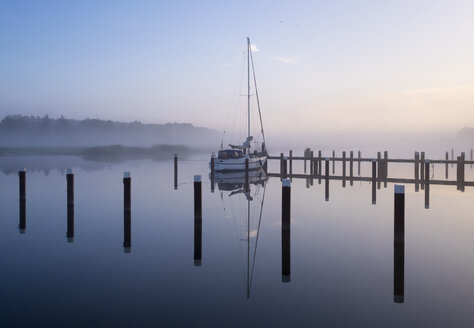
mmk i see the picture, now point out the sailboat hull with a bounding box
[210,156,266,172]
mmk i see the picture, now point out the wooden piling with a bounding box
[384,151,388,188]
[342,151,346,187]
[18,168,26,233]
[318,150,322,184]
[358,150,361,176]
[372,159,376,204]
[471,149,473,169]
[349,151,354,186]
[282,179,291,282]
[445,151,448,179]
[210,155,215,193]
[394,185,405,246]
[457,153,465,192]
[66,169,74,207]
[414,152,420,192]
[289,150,293,179]
[377,152,381,190]
[66,169,74,242]
[451,148,454,167]
[123,172,131,251]
[280,153,284,178]
[425,161,430,208]
[420,152,425,190]
[174,154,178,190]
[19,168,26,202]
[332,150,335,174]
[325,158,330,201]
[303,148,309,173]
[394,185,405,304]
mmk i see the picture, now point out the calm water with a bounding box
[1,155,474,327]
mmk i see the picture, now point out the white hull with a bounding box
[210,156,266,172]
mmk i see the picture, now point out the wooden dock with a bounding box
[268,149,474,191]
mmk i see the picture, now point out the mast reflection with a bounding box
[211,168,268,298]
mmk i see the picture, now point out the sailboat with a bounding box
[210,37,267,172]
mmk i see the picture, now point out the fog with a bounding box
[0,115,219,148]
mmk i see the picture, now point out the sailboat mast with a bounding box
[247,37,251,141]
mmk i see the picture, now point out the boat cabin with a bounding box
[218,149,244,160]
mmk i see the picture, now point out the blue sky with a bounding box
[1,0,474,135]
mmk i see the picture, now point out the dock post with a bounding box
[18,168,26,233]
[358,150,361,176]
[420,152,425,190]
[471,148,473,169]
[451,148,454,167]
[349,151,354,186]
[282,179,291,282]
[342,151,346,188]
[445,151,449,179]
[457,153,465,191]
[325,158,330,201]
[289,150,293,179]
[66,168,74,242]
[123,172,131,252]
[304,148,308,173]
[317,150,322,184]
[332,150,335,174]
[384,151,388,188]
[394,185,405,303]
[414,152,420,192]
[310,151,314,186]
[174,154,178,190]
[425,160,430,209]
[194,175,202,266]
[377,152,381,190]
[461,152,465,191]
[280,153,284,180]
[210,155,215,193]
[372,159,376,205]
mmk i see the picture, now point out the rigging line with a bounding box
[249,180,267,291]
[223,51,247,146]
[249,45,266,145]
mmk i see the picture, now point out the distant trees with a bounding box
[0,115,218,147]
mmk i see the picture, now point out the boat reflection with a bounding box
[212,168,268,298]
[211,168,268,193]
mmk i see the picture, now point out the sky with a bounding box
[1,0,474,137]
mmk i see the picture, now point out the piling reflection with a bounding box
[67,205,74,242]
[19,199,26,234]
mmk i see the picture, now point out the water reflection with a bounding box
[213,169,268,298]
